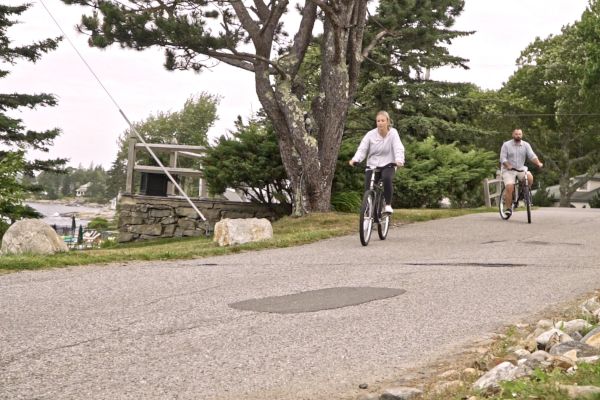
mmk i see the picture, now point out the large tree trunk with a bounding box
[558,173,572,207]
[252,0,367,214]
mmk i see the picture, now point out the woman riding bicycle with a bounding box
[348,111,405,214]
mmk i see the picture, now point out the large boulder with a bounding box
[213,218,273,246]
[1,219,69,255]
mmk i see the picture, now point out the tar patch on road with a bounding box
[406,262,525,268]
[229,287,405,314]
[524,240,582,246]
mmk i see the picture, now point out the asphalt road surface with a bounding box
[2,208,600,399]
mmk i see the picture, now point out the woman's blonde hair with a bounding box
[376,110,392,130]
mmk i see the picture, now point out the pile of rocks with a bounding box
[357,294,600,400]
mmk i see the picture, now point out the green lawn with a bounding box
[0,208,494,272]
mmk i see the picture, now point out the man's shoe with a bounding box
[504,209,512,217]
[384,205,394,214]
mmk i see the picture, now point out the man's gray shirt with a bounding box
[500,139,537,171]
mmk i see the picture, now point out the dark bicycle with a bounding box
[499,167,532,223]
[358,164,394,246]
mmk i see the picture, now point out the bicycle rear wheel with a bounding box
[524,186,532,223]
[499,185,512,220]
[377,194,390,240]
[359,191,374,246]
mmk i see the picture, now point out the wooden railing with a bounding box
[483,171,502,207]
[125,135,207,197]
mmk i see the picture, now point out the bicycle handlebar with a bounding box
[353,162,397,171]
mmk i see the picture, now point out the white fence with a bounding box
[483,172,502,207]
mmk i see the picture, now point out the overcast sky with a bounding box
[3,0,591,169]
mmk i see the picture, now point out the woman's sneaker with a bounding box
[384,205,394,214]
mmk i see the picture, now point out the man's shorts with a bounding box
[502,170,526,185]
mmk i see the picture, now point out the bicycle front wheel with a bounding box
[359,191,375,246]
[377,194,390,240]
[499,185,511,220]
[524,186,532,224]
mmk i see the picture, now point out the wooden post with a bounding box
[167,151,178,196]
[125,133,137,194]
[198,177,208,198]
[483,178,491,208]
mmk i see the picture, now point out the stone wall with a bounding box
[117,194,290,242]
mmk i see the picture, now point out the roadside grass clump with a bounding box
[489,326,521,358]
[87,217,110,230]
[487,363,600,400]
[0,209,489,272]
[331,191,362,213]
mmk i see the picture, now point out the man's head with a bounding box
[512,129,523,142]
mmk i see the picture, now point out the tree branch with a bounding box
[361,29,389,59]
[230,0,262,41]
[288,1,318,77]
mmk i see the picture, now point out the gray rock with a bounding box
[117,232,136,242]
[536,328,572,348]
[1,219,68,255]
[571,331,583,341]
[578,355,600,364]
[529,350,551,361]
[536,319,554,329]
[582,326,600,349]
[473,361,518,391]
[213,218,273,246]
[380,386,423,400]
[549,341,599,357]
[514,349,531,359]
[557,319,593,335]
[558,384,600,398]
[357,394,379,400]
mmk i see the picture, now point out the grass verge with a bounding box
[0,208,493,272]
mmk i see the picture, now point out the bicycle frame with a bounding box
[365,166,385,222]
[359,165,393,245]
[499,166,533,223]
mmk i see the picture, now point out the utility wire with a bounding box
[38,0,207,222]
[485,113,600,117]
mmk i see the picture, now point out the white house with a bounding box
[538,174,600,208]
[75,182,92,197]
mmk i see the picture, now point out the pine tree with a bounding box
[0,4,67,229]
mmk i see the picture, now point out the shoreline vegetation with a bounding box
[0,208,492,272]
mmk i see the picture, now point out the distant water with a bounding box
[26,202,109,227]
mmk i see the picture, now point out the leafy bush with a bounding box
[201,116,291,206]
[393,137,497,208]
[532,185,557,207]
[331,191,362,213]
[589,191,600,208]
[0,220,8,241]
[88,217,109,230]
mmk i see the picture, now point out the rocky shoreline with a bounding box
[26,199,116,221]
[352,290,600,400]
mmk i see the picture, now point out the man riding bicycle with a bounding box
[349,111,404,214]
[500,128,543,216]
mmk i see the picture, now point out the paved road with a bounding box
[2,208,600,399]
